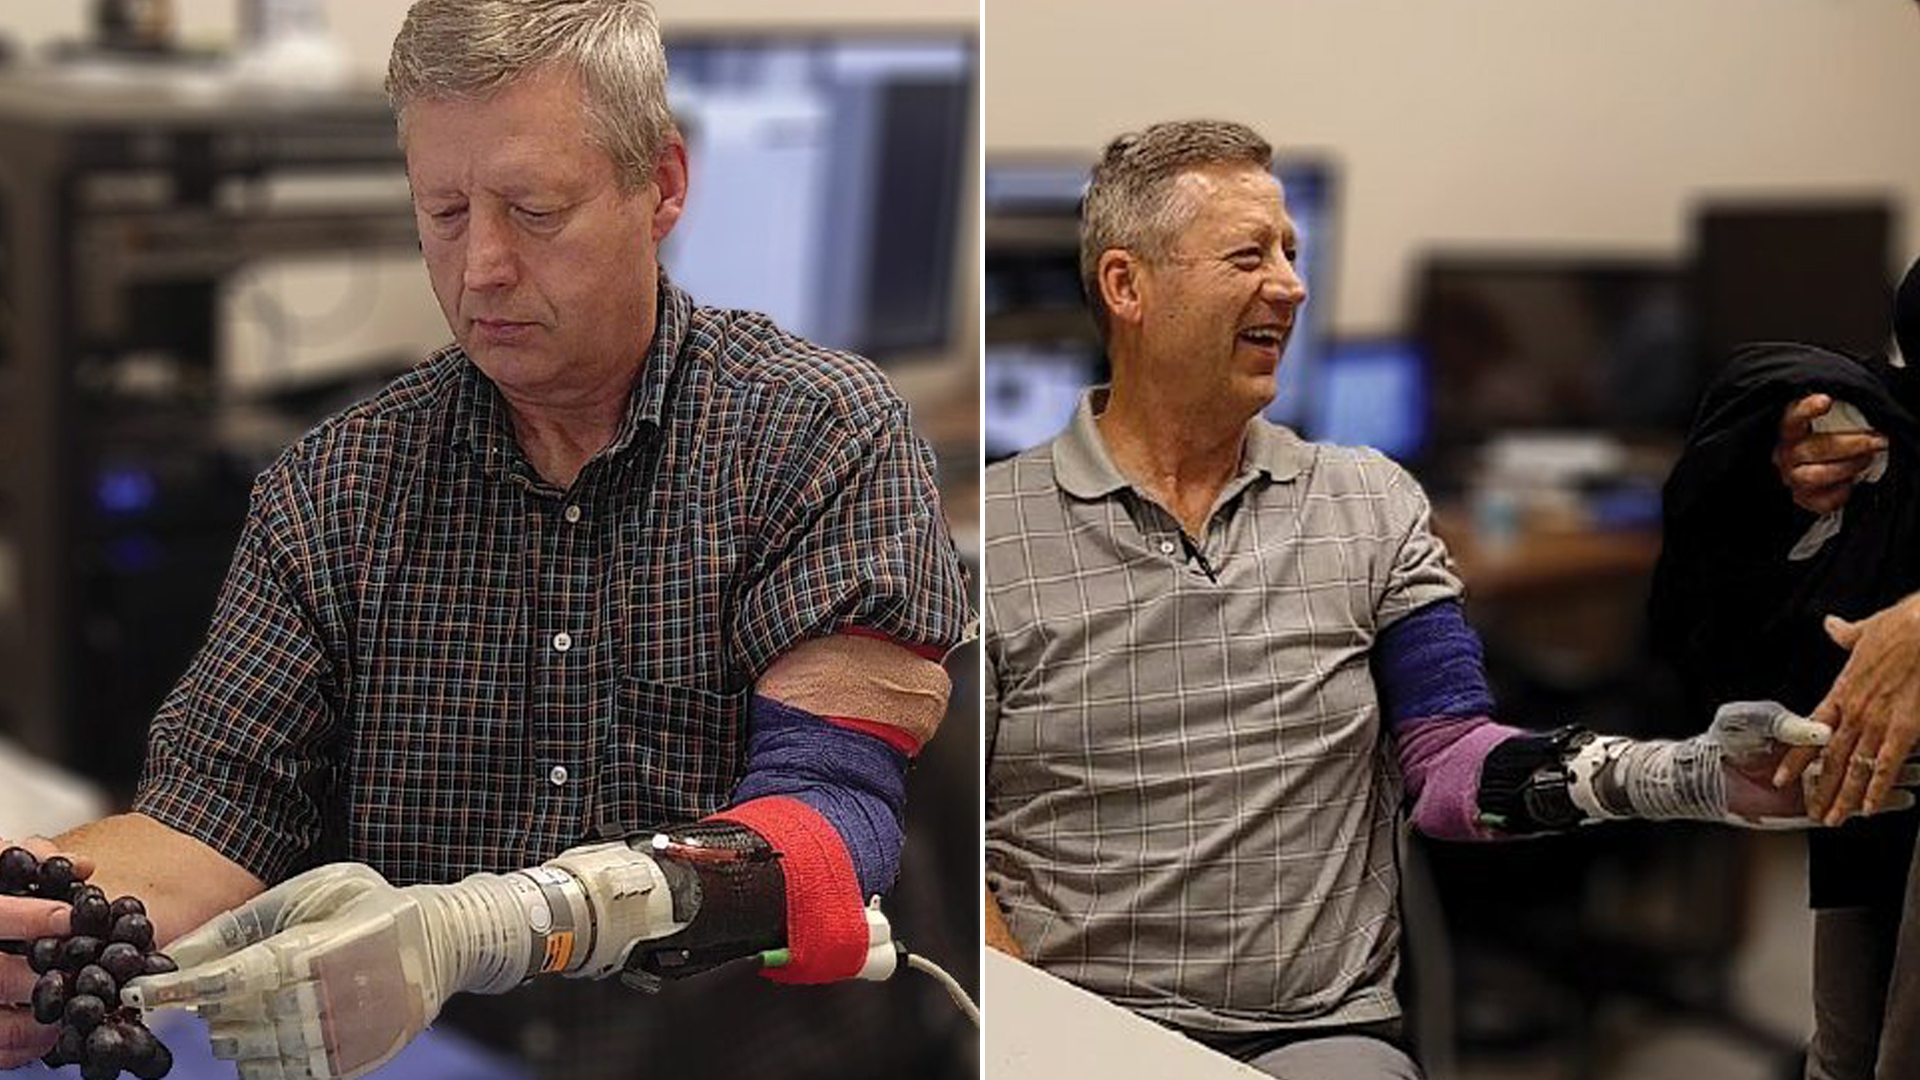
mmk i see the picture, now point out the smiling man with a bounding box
[0,2,967,1077]
[981,120,1884,1080]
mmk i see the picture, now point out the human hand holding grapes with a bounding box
[0,841,175,1078]
[0,838,80,1067]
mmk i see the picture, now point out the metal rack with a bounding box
[0,67,416,789]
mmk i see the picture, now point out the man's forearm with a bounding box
[984,879,1023,959]
[56,812,265,947]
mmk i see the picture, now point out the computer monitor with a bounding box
[1412,256,1694,468]
[983,342,1101,460]
[663,33,974,360]
[1305,337,1427,462]
[1692,201,1893,366]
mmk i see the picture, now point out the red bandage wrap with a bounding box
[711,795,869,983]
[823,714,922,757]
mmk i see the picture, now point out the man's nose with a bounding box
[462,211,519,292]
[1265,256,1308,310]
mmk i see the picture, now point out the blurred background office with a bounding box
[984,2,1920,1079]
[0,1,978,1077]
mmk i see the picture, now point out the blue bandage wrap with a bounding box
[1374,599,1495,728]
[731,695,909,898]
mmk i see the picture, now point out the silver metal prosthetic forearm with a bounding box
[408,840,689,995]
[1474,726,1728,833]
[410,819,791,996]
[1564,733,1725,822]
[1479,725,1751,832]
[1476,701,1838,833]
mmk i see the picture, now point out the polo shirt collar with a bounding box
[1053,386,1313,500]
[1241,409,1313,483]
[1053,387,1131,500]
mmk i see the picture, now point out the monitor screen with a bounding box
[1693,201,1892,365]
[1412,257,1695,459]
[663,35,973,360]
[1306,338,1427,463]
[982,342,1100,461]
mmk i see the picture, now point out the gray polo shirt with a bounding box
[984,390,1461,1035]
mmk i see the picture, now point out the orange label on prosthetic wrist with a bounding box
[541,931,576,973]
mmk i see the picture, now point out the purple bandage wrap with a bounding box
[1376,601,1523,840]
[731,694,908,897]
[1374,599,1495,724]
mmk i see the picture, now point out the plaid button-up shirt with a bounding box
[135,280,970,887]
[985,390,1459,1036]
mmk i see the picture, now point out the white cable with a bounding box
[906,953,980,1027]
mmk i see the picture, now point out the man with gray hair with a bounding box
[0,1,968,1076]
[983,118,1886,1080]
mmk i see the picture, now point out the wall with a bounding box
[2,0,978,73]
[0,0,981,378]
[985,0,1920,334]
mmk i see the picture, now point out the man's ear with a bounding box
[1098,248,1147,330]
[649,136,690,243]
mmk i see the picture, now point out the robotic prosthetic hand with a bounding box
[123,821,789,1080]
[1476,700,1920,834]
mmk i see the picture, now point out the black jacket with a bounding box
[1651,341,1920,908]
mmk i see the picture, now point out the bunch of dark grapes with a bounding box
[0,846,174,1080]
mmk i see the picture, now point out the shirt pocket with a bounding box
[599,677,746,832]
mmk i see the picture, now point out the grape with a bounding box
[100,942,146,985]
[141,953,178,977]
[27,936,60,974]
[75,963,117,1001]
[31,970,71,1024]
[43,1024,87,1067]
[119,1023,163,1078]
[64,993,107,1032]
[109,914,155,952]
[86,1022,132,1072]
[35,856,76,898]
[108,897,146,921]
[134,1039,172,1080]
[73,889,113,937]
[0,846,36,894]
[61,934,104,971]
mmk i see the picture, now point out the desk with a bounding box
[1431,508,1665,687]
[1434,510,1662,600]
[982,951,1263,1080]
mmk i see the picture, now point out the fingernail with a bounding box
[41,906,70,936]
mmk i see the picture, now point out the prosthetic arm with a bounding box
[124,820,892,1079]
[123,631,950,1079]
[1470,700,1876,832]
[1380,600,1920,840]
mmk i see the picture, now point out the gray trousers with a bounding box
[1245,1034,1423,1080]
[1807,832,1920,1079]
[1190,1023,1423,1080]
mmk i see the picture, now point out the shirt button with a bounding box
[564,504,583,524]
[549,765,569,787]
[1159,539,1177,556]
[553,631,573,652]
